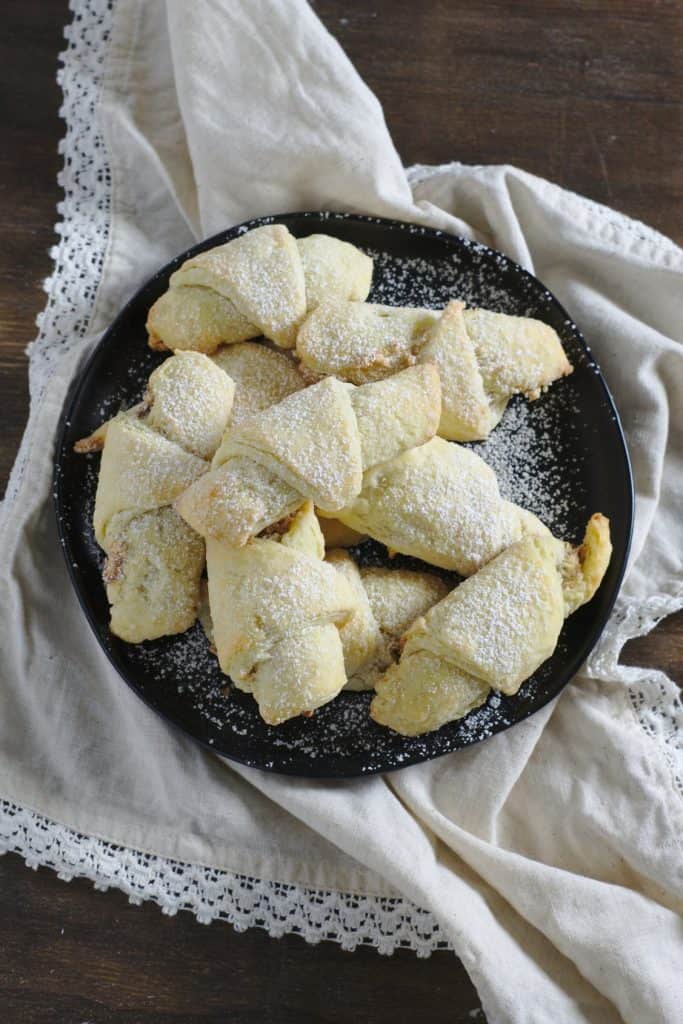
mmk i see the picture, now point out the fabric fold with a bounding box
[165,0,418,235]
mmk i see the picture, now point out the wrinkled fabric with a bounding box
[1,2,681,1022]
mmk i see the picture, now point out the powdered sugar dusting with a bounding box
[297,300,437,383]
[177,225,306,345]
[473,395,586,542]
[227,378,362,510]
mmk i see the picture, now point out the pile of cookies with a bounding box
[77,224,611,735]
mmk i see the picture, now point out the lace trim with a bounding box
[33,0,113,372]
[586,593,683,798]
[1,0,680,950]
[2,0,113,510]
[0,800,450,956]
[407,162,683,260]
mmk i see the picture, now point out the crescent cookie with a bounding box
[335,436,551,575]
[176,364,441,546]
[371,516,612,735]
[207,503,356,725]
[327,553,450,691]
[296,297,572,440]
[86,352,234,642]
[147,226,373,353]
[211,342,306,428]
[296,299,438,384]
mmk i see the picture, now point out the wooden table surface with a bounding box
[1,2,681,1021]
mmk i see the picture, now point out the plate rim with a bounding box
[53,210,635,777]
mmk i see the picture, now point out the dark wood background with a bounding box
[1,2,681,1021]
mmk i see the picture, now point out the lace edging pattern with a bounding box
[0,800,450,956]
[1,0,680,947]
[2,0,113,511]
[587,593,683,798]
[407,162,683,258]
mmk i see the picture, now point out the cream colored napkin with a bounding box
[1,2,682,1022]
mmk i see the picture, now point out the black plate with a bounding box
[54,212,633,777]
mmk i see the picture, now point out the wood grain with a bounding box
[316,0,683,238]
[0,856,482,1024]
[0,1,680,1022]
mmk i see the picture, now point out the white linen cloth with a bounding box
[1,1,682,1021]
